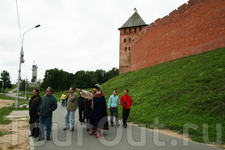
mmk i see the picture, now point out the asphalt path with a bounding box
[5,88,26,100]
[28,103,222,150]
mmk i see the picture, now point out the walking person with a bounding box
[84,96,92,131]
[38,87,57,141]
[29,88,42,138]
[63,87,78,132]
[120,89,133,128]
[108,90,120,127]
[76,84,109,138]
[60,92,67,107]
[78,93,85,125]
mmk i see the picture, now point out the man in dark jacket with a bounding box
[38,87,57,141]
[78,94,85,125]
[29,88,42,138]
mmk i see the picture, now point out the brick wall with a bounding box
[129,0,225,72]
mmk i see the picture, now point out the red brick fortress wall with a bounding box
[130,0,225,72]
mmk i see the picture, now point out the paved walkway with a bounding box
[26,103,222,150]
[6,110,29,119]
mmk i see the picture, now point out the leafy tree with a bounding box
[107,67,119,79]
[73,70,91,89]
[0,70,12,92]
[20,79,26,91]
[41,68,72,91]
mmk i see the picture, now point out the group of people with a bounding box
[28,84,133,141]
[107,89,133,128]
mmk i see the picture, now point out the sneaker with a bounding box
[63,127,69,130]
[70,128,74,132]
[86,128,90,131]
[111,123,114,126]
[80,122,84,125]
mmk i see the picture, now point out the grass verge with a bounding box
[101,47,225,145]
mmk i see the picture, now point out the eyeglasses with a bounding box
[46,90,50,92]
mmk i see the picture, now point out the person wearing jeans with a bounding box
[108,91,120,126]
[120,89,133,128]
[38,87,57,141]
[65,111,75,130]
[63,87,78,132]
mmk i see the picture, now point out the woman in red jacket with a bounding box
[120,89,133,128]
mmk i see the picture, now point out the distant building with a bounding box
[31,62,38,84]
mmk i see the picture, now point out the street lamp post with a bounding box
[25,78,28,99]
[25,69,31,99]
[15,24,41,109]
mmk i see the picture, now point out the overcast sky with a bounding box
[0,0,188,84]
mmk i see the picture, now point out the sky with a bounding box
[0,0,188,84]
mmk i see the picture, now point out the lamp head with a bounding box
[35,24,41,28]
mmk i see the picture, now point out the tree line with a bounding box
[40,67,119,91]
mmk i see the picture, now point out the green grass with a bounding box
[101,47,225,145]
[0,94,15,100]
[0,107,12,125]
[3,85,16,93]
[0,130,13,137]
[8,145,18,149]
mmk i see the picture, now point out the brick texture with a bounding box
[119,0,225,74]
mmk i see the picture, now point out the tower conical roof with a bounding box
[119,10,148,29]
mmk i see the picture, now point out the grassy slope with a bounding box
[101,47,225,144]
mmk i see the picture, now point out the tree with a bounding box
[73,70,91,89]
[20,79,26,91]
[107,67,119,79]
[0,70,12,92]
[41,68,73,91]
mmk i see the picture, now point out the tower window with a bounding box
[128,47,130,50]
[129,38,131,43]
[124,38,126,43]
[125,47,127,51]
[124,29,126,34]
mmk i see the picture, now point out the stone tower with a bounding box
[31,61,38,84]
[118,9,148,74]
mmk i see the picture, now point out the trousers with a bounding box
[39,115,52,138]
[122,109,130,126]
